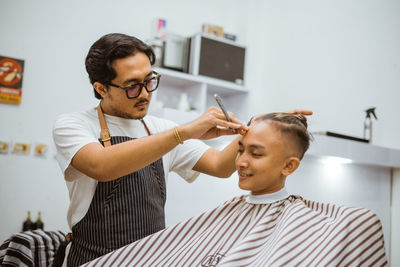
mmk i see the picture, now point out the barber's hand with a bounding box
[287,109,313,116]
[179,107,248,141]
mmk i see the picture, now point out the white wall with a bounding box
[245,0,400,149]
[1,0,399,264]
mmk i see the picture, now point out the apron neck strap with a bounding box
[96,104,152,148]
[96,105,111,147]
[140,119,152,136]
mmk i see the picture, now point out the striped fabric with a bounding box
[67,135,166,266]
[0,229,65,267]
[83,195,387,267]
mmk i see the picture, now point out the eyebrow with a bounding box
[123,71,153,85]
[249,144,265,150]
[238,141,265,150]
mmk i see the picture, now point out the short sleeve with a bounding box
[168,139,210,183]
[136,115,210,183]
[52,113,99,180]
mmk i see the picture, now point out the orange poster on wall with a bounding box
[0,55,25,105]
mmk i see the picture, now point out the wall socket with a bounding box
[34,144,48,155]
[0,141,9,153]
[13,143,31,154]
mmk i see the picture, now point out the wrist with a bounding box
[176,125,190,142]
[173,127,184,145]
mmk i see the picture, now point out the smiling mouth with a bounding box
[238,171,253,178]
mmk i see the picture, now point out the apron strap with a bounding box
[96,104,152,147]
[96,105,111,147]
[140,119,152,136]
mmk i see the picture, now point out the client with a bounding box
[83,113,387,266]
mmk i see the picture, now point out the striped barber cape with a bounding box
[83,195,387,267]
[0,229,65,266]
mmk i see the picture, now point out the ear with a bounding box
[281,157,300,176]
[94,82,108,98]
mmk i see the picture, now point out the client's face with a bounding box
[236,121,288,195]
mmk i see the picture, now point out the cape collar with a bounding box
[246,187,290,204]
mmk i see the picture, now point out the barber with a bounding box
[53,33,250,266]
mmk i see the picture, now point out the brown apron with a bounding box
[66,106,166,266]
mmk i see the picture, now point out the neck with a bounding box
[99,100,111,115]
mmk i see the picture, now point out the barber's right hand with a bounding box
[179,107,248,141]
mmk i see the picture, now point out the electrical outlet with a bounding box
[0,141,9,153]
[34,144,48,155]
[13,143,31,154]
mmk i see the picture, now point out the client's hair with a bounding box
[250,113,313,160]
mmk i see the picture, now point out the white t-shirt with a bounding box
[53,107,210,229]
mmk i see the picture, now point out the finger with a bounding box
[210,109,248,130]
[211,109,236,123]
[227,112,240,123]
[217,128,239,136]
[213,117,243,130]
[225,112,249,130]
[238,128,247,135]
[210,107,237,123]
[207,106,220,113]
[287,109,313,115]
[206,108,226,119]
[238,125,249,132]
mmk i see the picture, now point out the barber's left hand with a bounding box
[197,108,248,139]
[179,107,248,141]
[287,109,313,116]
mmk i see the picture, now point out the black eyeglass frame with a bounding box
[107,71,161,99]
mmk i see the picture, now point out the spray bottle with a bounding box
[363,107,377,142]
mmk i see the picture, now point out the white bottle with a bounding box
[363,107,377,143]
[177,93,190,112]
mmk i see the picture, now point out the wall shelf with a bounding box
[308,134,400,168]
[150,67,250,123]
[153,67,248,94]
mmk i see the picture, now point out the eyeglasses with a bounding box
[107,71,161,99]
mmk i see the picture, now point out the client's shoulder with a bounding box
[302,198,382,224]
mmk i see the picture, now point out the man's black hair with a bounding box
[85,33,155,99]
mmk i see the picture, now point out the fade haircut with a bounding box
[250,113,313,160]
[85,33,156,99]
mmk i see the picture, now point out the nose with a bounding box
[138,85,150,99]
[235,153,249,169]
